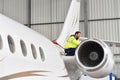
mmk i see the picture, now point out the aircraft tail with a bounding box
[56,0,81,47]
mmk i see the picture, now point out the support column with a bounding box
[27,0,31,28]
[83,0,89,37]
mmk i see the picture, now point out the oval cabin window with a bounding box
[20,40,27,56]
[7,35,15,53]
[39,47,45,62]
[31,44,37,59]
[0,35,3,49]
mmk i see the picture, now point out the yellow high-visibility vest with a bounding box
[64,35,81,48]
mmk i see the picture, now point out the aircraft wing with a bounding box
[103,40,120,47]
[80,37,120,47]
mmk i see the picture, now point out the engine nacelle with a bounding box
[75,39,114,78]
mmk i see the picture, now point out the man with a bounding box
[64,31,81,56]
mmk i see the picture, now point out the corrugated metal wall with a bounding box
[31,0,85,40]
[0,0,28,24]
[31,0,70,40]
[88,0,120,40]
[0,0,3,13]
[31,0,52,39]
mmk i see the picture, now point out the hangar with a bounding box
[0,0,120,80]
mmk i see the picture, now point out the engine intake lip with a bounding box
[76,39,105,68]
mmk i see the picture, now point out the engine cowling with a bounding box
[75,39,114,78]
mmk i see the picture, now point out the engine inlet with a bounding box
[77,41,104,67]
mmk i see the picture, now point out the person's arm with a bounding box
[68,36,80,45]
[72,39,80,45]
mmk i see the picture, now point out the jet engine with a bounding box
[75,39,114,78]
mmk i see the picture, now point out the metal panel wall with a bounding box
[88,0,120,40]
[31,24,63,40]
[51,0,71,22]
[31,0,85,40]
[0,0,28,24]
[31,25,52,40]
[31,0,51,24]
[89,0,114,19]
[89,0,120,19]
[31,22,84,40]
[31,0,71,40]
[0,0,4,13]
[88,0,120,54]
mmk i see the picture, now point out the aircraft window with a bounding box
[20,40,27,56]
[7,35,15,53]
[39,47,45,62]
[0,35,3,49]
[31,44,37,59]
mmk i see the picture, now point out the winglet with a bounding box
[56,0,81,47]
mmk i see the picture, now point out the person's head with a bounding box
[75,31,81,39]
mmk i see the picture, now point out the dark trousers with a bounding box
[65,48,76,56]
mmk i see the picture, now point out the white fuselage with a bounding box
[0,14,70,80]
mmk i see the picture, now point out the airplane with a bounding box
[0,0,119,80]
